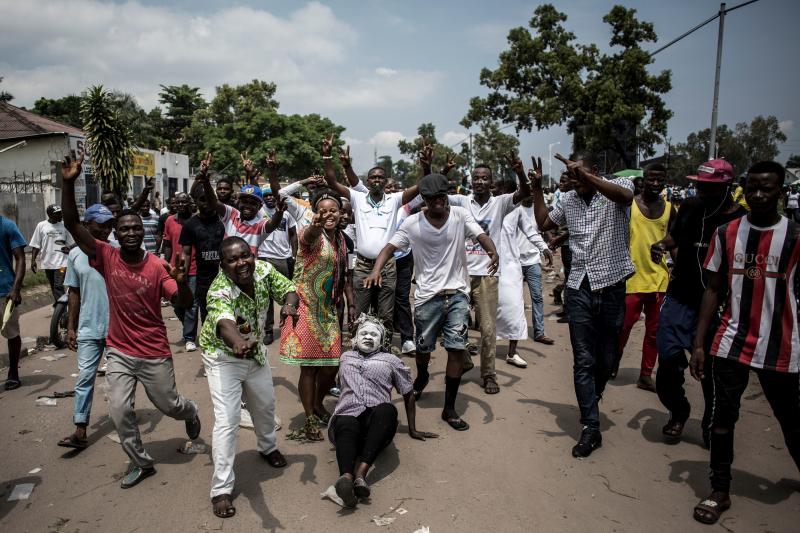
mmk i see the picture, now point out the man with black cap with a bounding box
[30,204,74,302]
[650,159,746,446]
[364,173,499,432]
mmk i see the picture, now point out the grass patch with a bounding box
[22,269,48,289]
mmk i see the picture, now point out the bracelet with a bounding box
[321,155,333,160]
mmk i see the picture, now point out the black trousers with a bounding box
[393,252,414,343]
[45,268,65,301]
[260,258,291,334]
[709,357,800,492]
[332,403,398,475]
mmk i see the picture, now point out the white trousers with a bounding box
[203,353,278,497]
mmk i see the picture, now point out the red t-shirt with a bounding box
[90,240,178,358]
[163,215,197,275]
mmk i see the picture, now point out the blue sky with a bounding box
[1,0,797,173]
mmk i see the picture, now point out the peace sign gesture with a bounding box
[442,152,456,175]
[265,149,278,172]
[197,152,213,180]
[61,150,85,182]
[241,151,257,177]
[505,151,524,176]
[554,153,583,179]
[418,140,434,167]
[338,144,351,167]
[165,254,187,284]
[144,176,156,190]
[527,156,544,189]
[322,133,335,157]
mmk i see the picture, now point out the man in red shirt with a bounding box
[60,152,201,490]
[690,161,800,525]
[162,192,199,352]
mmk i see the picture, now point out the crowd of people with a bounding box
[0,139,797,526]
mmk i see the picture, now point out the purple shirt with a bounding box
[331,350,413,427]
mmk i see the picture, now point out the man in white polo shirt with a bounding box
[322,136,420,348]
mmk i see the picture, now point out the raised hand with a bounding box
[265,149,278,172]
[338,145,351,167]
[145,176,156,190]
[164,254,187,284]
[322,133,335,157]
[505,151,524,176]
[60,150,85,182]
[418,141,433,168]
[276,196,287,213]
[442,153,456,174]
[197,152,213,180]
[528,156,544,188]
[241,151,257,177]
[554,153,583,180]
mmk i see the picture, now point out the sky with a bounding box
[1,0,798,175]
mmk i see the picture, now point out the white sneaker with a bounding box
[274,414,282,432]
[240,407,254,429]
[185,341,197,352]
[506,353,528,368]
[401,340,416,354]
[97,362,107,375]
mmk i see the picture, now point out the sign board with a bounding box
[131,151,155,177]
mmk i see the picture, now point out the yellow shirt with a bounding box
[626,199,671,294]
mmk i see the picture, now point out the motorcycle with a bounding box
[50,292,69,349]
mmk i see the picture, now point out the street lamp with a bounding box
[548,141,561,189]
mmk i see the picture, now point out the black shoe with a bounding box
[185,412,201,440]
[264,333,274,345]
[571,427,602,458]
[120,466,156,489]
[557,316,569,324]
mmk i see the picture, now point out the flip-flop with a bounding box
[57,434,88,449]
[4,379,21,391]
[441,412,470,431]
[212,494,236,518]
[662,418,686,439]
[693,497,730,524]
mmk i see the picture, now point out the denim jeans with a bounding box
[173,275,197,342]
[521,264,545,338]
[566,278,626,430]
[73,338,106,425]
[414,292,470,354]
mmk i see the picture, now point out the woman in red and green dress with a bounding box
[280,189,350,440]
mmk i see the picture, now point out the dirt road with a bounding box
[0,287,797,532]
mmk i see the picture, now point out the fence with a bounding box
[0,173,50,240]
[0,171,51,194]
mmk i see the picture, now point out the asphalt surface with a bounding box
[0,274,798,532]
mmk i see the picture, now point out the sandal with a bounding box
[4,379,21,391]
[212,494,236,518]
[57,433,88,449]
[483,376,500,395]
[353,477,371,499]
[662,417,686,440]
[693,493,731,524]
[314,410,332,426]
[261,449,287,468]
[441,412,470,431]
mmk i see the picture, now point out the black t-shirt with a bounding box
[179,215,225,289]
[666,197,747,310]
[157,211,171,235]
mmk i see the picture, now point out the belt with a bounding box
[436,289,460,296]
[357,254,376,264]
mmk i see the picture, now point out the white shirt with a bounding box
[258,210,296,259]
[516,205,549,266]
[389,206,484,306]
[448,193,517,276]
[787,192,799,209]
[350,190,408,259]
[29,220,74,269]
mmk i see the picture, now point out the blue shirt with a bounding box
[64,246,109,340]
[0,216,27,297]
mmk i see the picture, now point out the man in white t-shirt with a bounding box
[29,204,75,301]
[364,173,499,432]
[440,156,532,394]
[322,137,421,347]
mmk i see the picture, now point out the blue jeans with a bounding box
[414,292,470,354]
[73,338,106,425]
[173,275,197,342]
[566,279,626,430]
[522,264,545,338]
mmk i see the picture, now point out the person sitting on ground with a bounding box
[329,314,437,508]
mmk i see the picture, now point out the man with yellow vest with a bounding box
[615,164,676,391]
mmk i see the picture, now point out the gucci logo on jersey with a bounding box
[746,266,763,280]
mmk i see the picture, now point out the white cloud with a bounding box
[370,131,406,148]
[0,0,442,113]
[441,130,470,148]
[779,120,794,133]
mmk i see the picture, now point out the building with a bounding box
[0,102,191,236]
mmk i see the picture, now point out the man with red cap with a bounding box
[650,159,746,446]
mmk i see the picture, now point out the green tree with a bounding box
[670,115,788,183]
[158,84,206,150]
[80,85,135,197]
[393,159,415,186]
[376,155,394,178]
[463,120,520,179]
[463,4,672,169]
[0,77,12,102]
[787,154,800,169]
[32,95,83,127]
[397,123,466,183]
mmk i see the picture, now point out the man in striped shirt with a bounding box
[689,161,800,525]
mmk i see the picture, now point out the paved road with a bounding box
[0,281,797,532]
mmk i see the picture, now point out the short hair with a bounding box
[101,191,120,207]
[216,176,234,187]
[472,164,493,178]
[644,163,667,174]
[569,151,599,169]
[367,166,386,177]
[310,187,343,212]
[117,209,142,223]
[748,161,786,184]
[220,236,250,258]
[500,179,518,193]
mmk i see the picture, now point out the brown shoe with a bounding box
[534,336,555,345]
[636,375,656,392]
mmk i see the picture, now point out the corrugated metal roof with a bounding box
[0,101,84,140]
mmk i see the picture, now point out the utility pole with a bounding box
[468,132,473,169]
[708,3,726,160]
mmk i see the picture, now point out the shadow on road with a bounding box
[518,398,615,440]
[627,408,707,448]
[667,459,800,504]
[0,475,43,521]
[14,373,65,397]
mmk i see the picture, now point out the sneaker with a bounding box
[97,362,107,376]
[329,387,341,398]
[401,340,416,354]
[636,374,656,392]
[274,414,282,432]
[240,407,254,429]
[185,341,197,352]
[506,353,528,368]
[571,427,602,458]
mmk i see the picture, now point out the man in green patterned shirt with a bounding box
[199,236,299,519]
